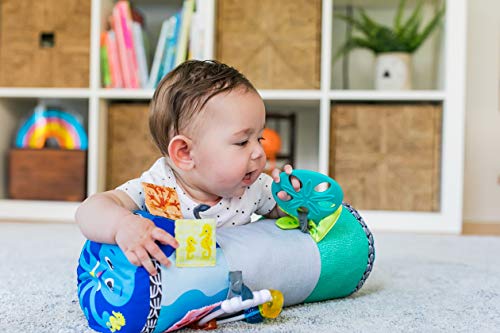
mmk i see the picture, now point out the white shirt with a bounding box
[116,157,276,227]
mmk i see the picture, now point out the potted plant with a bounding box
[335,0,445,90]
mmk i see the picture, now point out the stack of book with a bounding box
[100,0,205,89]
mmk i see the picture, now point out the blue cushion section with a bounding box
[78,211,225,332]
[77,241,150,333]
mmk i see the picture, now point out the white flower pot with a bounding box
[374,52,412,90]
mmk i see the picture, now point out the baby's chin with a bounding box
[231,187,246,198]
[226,185,249,198]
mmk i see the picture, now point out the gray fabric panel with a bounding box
[216,219,321,306]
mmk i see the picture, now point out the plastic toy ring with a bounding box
[271,169,343,223]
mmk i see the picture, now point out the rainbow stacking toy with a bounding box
[15,106,88,150]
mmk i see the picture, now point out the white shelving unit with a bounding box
[0,0,466,234]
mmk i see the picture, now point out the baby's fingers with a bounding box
[271,168,281,183]
[283,164,293,175]
[135,247,158,276]
[124,250,141,267]
[272,165,293,182]
[291,176,301,191]
[152,227,179,248]
[146,242,172,268]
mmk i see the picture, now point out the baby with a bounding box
[76,60,297,275]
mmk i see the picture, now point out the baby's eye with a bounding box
[258,137,265,144]
[235,140,248,146]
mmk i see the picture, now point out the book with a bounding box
[100,32,112,88]
[132,21,149,88]
[175,0,195,66]
[189,0,208,61]
[148,18,173,89]
[116,1,139,88]
[106,31,123,88]
[112,5,133,88]
[162,13,181,77]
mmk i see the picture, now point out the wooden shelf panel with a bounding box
[98,89,154,100]
[329,90,446,101]
[0,88,91,99]
[0,200,79,222]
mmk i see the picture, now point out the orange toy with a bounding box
[262,128,282,170]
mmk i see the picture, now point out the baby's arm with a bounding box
[75,190,178,275]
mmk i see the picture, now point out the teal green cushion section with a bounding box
[305,207,369,302]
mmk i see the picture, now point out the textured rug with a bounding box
[0,222,499,333]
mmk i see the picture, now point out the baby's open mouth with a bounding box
[243,171,253,182]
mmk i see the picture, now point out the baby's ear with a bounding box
[168,135,194,170]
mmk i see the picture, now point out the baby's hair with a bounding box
[149,60,258,156]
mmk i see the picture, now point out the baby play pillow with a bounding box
[77,206,374,332]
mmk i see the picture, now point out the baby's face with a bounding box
[189,88,267,198]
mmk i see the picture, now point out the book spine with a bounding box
[116,1,139,88]
[161,15,179,77]
[112,5,132,88]
[148,19,170,89]
[169,12,182,71]
[175,0,195,66]
[106,31,123,88]
[132,22,149,88]
[100,32,112,88]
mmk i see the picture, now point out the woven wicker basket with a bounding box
[0,0,90,87]
[330,103,442,212]
[106,103,160,190]
[216,0,321,89]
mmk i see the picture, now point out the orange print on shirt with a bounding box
[142,182,183,219]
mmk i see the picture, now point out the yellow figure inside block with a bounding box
[186,236,197,260]
[199,223,214,259]
[175,219,216,267]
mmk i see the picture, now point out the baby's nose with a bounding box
[251,144,264,160]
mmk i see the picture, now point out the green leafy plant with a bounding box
[335,0,445,60]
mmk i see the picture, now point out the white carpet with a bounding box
[0,222,499,332]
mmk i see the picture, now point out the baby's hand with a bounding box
[115,214,179,275]
[271,164,301,201]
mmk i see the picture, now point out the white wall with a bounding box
[464,0,500,223]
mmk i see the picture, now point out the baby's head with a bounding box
[149,60,267,199]
[149,60,259,155]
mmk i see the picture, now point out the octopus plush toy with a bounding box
[77,170,375,332]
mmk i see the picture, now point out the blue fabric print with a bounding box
[77,240,150,332]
